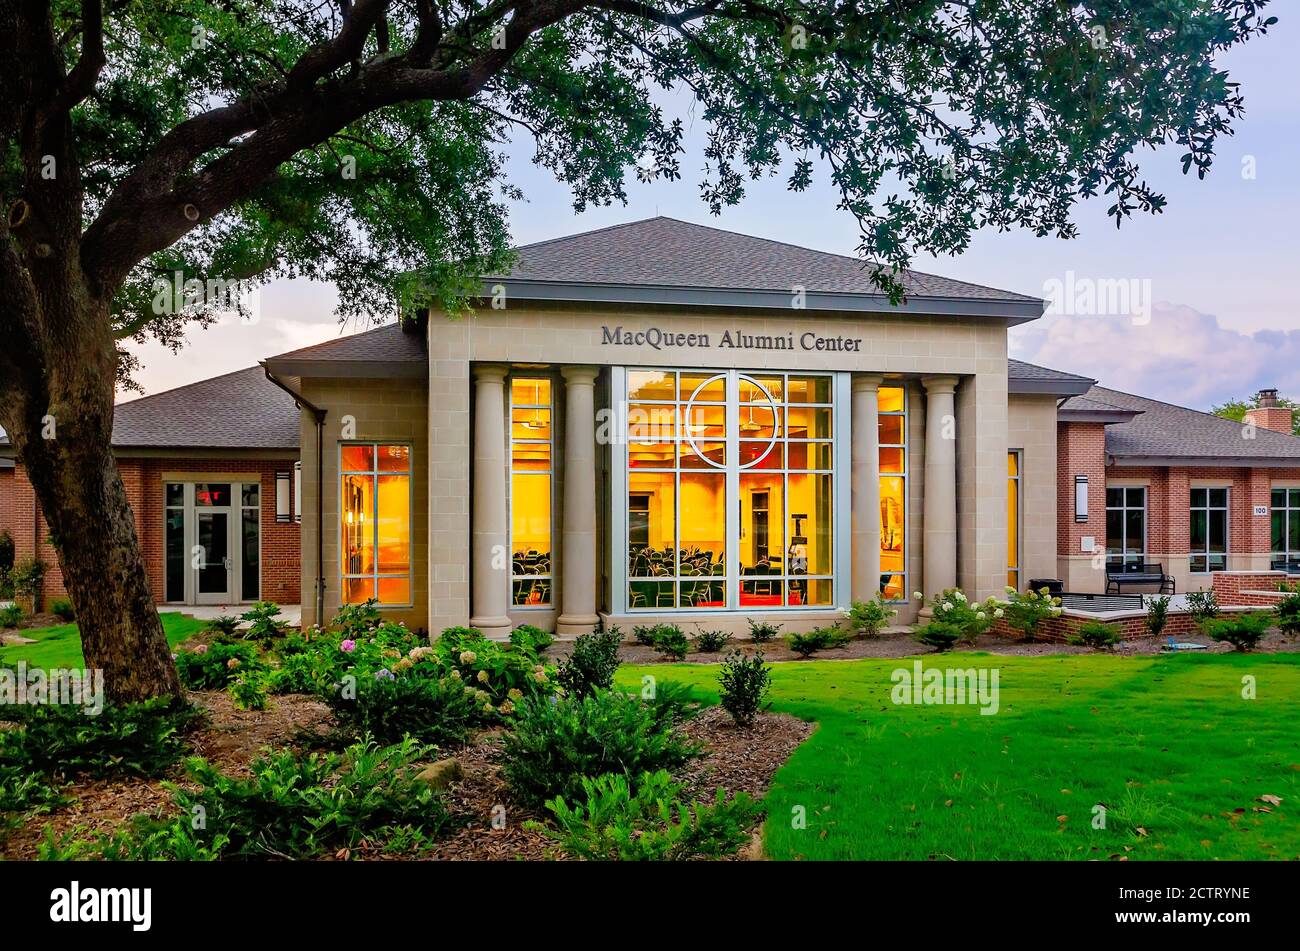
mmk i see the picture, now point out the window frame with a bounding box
[1007,449,1023,590]
[878,385,908,602]
[338,443,414,609]
[1189,486,1229,574]
[1105,485,1148,568]
[508,374,556,610]
[1271,487,1300,561]
[611,367,850,614]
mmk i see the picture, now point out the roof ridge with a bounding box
[512,216,670,253]
[1092,384,1300,442]
[264,320,405,361]
[1009,358,1097,383]
[117,364,262,407]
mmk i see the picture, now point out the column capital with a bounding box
[852,373,886,392]
[560,365,600,386]
[921,374,960,396]
[472,363,509,384]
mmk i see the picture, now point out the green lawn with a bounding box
[618,653,1300,860]
[0,612,206,669]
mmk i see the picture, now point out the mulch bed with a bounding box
[2,688,812,862]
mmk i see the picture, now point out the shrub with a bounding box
[203,614,242,639]
[0,698,205,780]
[717,650,772,726]
[1067,620,1122,650]
[0,763,66,816]
[1146,595,1172,637]
[653,625,690,660]
[641,679,705,726]
[325,667,482,746]
[241,601,291,643]
[228,671,269,711]
[1275,590,1300,636]
[266,651,333,695]
[530,770,759,861]
[9,557,46,598]
[502,690,700,806]
[1186,589,1221,625]
[913,621,962,652]
[1000,587,1061,641]
[0,604,21,628]
[555,628,622,699]
[332,598,384,638]
[49,597,75,622]
[432,625,551,705]
[848,595,896,638]
[45,737,452,860]
[693,628,732,653]
[511,624,555,654]
[922,588,997,644]
[746,618,781,643]
[1204,612,1273,652]
[632,624,660,646]
[174,641,263,689]
[785,624,850,657]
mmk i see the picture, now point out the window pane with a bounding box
[1291,489,1300,508]
[628,471,675,576]
[512,407,552,441]
[165,510,185,601]
[787,405,831,439]
[680,439,726,468]
[793,578,833,607]
[680,373,725,402]
[511,473,551,566]
[881,476,905,575]
[1208,488,1228,508]
[511,442,551,471]
[1126,487,1145,508]
[376,576,410,605]
[514,578,550,606]
[679,472,725,586]
[241,508,259,600]
[628,442,676,469]
[627,580,675,609]
[376,475,410,575]
[878,415,904,445]
[628,404,676,441]
[737,402,778,439]
[1291,512,1300,551]
[1208,510,1227,552]
[1007,453,1019,477]
[377,445,410,473]
[341,445,374,472]
[194,483,231,506]
[686,403,727,439]
[787,375,831,403]
[1106,509,1124,556]
[511,377,551,406]
[789,473,832,575]
[1273,511,1287,553]
[165,483,184,507]
[627,370,675,401]
[741,472,784,576]
[788,442,833,470]
[341,474,374,575]
[1125,509,1145,554]
[1190,487,1206,507]
[240,483,259,507]
[1189,510,1207,548]
[1106,487,1123,507]
[880,447,904,473]
[1273,489,1287,507]
[737,440,779,468]
[880,573,905,600]
[877,386,905,413]
[343,575,375,605]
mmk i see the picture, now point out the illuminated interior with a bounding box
[1007,450,1021,589]
[878,385,907,600]
[341,444,412,605]
[625,369,835,610]
[511,378,553,606]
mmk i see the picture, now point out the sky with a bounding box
[125,14,1300,412]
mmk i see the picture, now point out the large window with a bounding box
[1007,451,1022,590]
[879,386,907,600]
[510,378,553,607]
[1272,488,1300,561]
[623,369,837,610]
[1189,487,1228,574]
[340,444,412,606]
[1106,486,1146,567]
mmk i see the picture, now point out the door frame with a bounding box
[193,503,235,605]
[163,479,262,606]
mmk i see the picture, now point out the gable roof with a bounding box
[1063,385,1300,465]
[263,322,426,378]
[111,366,299,450]
[484,217,1045,322]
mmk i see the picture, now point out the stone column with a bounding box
[469,364,512,636]
[851,374,884,604]
[557,366,601,635]
[922,375,960,599]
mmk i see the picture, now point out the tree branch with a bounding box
[50,0,106,114]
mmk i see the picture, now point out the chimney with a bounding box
[1244,388,1294,435]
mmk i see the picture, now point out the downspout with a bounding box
[261,365,328,627]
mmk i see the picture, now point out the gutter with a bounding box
[261,365,328,627]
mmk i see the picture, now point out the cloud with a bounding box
[1011,302,1300,410]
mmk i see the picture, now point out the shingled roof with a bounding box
[1007,359,1095,396]
[484,217,1045,321]
[263,322,426,378]
[1063,386,1300,464]
[111,366,299,450]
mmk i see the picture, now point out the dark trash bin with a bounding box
[1027,578,1064,596]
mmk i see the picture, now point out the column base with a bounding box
[556,614,601,637]
[469,615,513,640]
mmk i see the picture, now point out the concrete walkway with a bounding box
[167,604,302,627]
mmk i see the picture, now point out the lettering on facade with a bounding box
[600,325,862,353]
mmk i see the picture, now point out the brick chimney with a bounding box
[1244,388,1295,435]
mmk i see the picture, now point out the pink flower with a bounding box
[340,639,356,653]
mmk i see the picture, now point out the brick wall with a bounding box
[1211,570,1292,607]
[6,457,299,609]
[1244,406,1294,435]
[990,605,1265,642]
[1055,421,1107,589]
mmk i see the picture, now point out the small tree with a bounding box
[717,651,772,727]
[1204,612,1274,652]
[1146,595,1172,638]
[847,595,896,639]
[1001,587,1062,642]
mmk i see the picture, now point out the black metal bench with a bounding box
[1106,562,1175,595]
[1271,558,1300,575]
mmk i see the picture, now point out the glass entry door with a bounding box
[195,509,233,603]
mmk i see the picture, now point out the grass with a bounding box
[617,652,1300,860]
[0,612,206,669]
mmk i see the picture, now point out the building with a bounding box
[3,217,1298,633]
